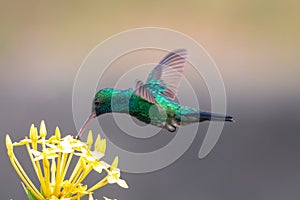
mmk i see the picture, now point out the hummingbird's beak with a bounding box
[76,112,96,139]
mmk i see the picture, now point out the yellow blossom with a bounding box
[6,120,128,200]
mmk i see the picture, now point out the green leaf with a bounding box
[20,182,39,200]
[26,188,39,200]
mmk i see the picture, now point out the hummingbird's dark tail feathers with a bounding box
[199,111,234,122]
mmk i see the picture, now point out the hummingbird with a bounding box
[76,49,233,139]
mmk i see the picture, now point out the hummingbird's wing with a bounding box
[134,79,157,104]
[134,49,188,103]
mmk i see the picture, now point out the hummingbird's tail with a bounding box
[179,107,234,124]
[199,111,234,122]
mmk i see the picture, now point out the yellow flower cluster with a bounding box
[6,121,128,200]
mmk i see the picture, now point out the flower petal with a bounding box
[117,179,129,188]
[107,176,117,184]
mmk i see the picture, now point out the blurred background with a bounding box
[0,0,300,199]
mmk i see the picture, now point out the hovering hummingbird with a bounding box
[76,49,233,139]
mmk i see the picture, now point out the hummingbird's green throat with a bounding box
[76,49,233,139]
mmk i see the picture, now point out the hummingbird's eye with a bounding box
[94,98,100,106]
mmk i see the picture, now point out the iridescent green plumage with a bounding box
[92,88,232,132]
[77,49,233,138]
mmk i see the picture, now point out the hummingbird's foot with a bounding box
[165,124,177,132]
[75,135,81,140]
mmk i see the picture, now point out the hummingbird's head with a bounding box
[92,88,113,117]
[76,88,114,139]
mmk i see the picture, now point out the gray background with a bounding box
[1,1,300,199]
